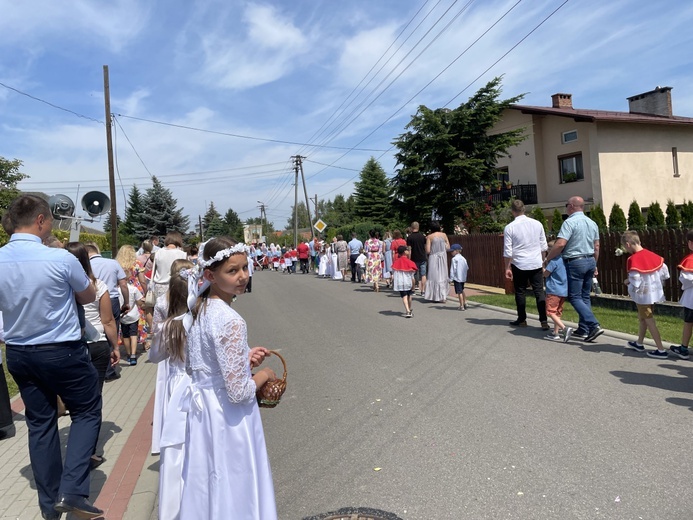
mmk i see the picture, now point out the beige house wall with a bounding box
[493,109,693,216]
[595,123,693,214]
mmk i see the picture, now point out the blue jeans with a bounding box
[6,341,102,514]
[564,256,599,334]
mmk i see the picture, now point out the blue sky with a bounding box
[1,0,692,231]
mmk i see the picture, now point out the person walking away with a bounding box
[147,259,194,520]
[542,240,573,342]
[297,240,310,274]
[0,312,14,440]
[544,197,603,342]
[503,200,549,329]
[364,230,383,291]
[335,235,349,281]
[670,230,693,359]
[620,231,670,357]
[121,279,145,364]
[424,222,450,303]
[392,245,418,318]
[449,244,469,310]
[348,232,363,282]
[177,238,277,519]
[355,249,366,284]
[407,222,427,295]
[66,241,120,470]
[0,195,103,519]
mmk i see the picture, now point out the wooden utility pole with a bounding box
[199,215,204,242]
[103,65,117,252]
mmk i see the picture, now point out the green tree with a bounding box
[589,204,608,233]
[286,202,311,230]
[206,217,227,238]
[121,185,144,237]
[136,176,190,239]
[627,200,645,230]
[551,208,564,236]
[608,203,627,233]
[323,194,353,228]
[529,206,547,234]
[224,208,244,241]
[0,157,28,212]
[203,202,222,231]
[646,201,665,229]
[352,157,391,224]
[681,200,693,230]
[392,77,526,232]
[665,200,680,229]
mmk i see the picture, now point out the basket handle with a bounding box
[267,350,287,381]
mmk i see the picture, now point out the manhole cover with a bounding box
[303,507,404,520]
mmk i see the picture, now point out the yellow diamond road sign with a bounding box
[314,219,327,233]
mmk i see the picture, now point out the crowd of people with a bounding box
[2,192,693,519]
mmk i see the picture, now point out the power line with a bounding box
[0,81,104,124]
[112,115,155,178]
[114,113,389,152]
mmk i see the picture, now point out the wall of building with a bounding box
[595,123,693,214]
[491,110,536,183]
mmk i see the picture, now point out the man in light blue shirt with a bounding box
[544,196,602,343]
[0,195,103,519]
[348,232,363,282]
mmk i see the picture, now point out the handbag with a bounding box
[144,261,157,307]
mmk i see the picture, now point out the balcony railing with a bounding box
[474,183,538,205]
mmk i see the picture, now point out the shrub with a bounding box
[627,201,645,230]
[665,200,680,229]
[608,203,627,233]
[681,200,693,229]
[589,204,608,233]
[529,206,548,234]
[550,208,564,236]
[646,201,665,229]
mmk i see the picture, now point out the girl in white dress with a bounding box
[179,237,277,520]
[148,259,193,520]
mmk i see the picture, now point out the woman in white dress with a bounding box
[148,259,193,520]
[179,237,277,519]
[424,222,451,303]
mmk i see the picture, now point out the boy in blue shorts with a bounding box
[448,244,469,310]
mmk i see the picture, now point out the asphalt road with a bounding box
[236,269,693,520]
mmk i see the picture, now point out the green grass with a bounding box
[1,345,18,398]
[468,294,684,345]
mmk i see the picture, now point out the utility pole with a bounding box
[103,65,117,252]
[296,156,315,240]
[257,201,266,241]
[198,215,204,242]
[292,157,299,248]
[311,194,320,238]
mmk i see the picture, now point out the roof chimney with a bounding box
[551,93,573,109]
[627,86,673,117]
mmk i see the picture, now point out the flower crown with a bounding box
[173,239,247,331]
[197,242,250,268]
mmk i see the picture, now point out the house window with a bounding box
[559,153,584,183]
[562,130,578,143]
[673,147,680,177]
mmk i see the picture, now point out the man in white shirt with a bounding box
[503,199,549,329]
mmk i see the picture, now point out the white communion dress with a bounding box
[179,298,277,520]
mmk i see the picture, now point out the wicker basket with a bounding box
[257,350,287,408]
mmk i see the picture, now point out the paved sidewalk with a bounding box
[0,357,159,520]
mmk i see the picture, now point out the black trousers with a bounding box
[511,264,547,323]
[350,254,359,281]
[6,341,102,514]
[0,365,13,435]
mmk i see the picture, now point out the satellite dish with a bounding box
[48,194,75,220]
[81,191,111,217]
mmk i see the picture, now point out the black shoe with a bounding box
[105,372,121,382]
[41,511,62,520]
[509,320,527,327]
[54,495,103,518]
[540,321,551,331]
[585,326,604,343]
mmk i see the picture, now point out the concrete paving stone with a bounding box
[0,499,30,518]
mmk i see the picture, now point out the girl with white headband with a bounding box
[178,237,277,520]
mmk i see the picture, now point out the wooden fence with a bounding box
[450,229,691,302]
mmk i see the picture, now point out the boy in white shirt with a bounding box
[355,249,367,283]
[448,244,469,310]
[121,282,144,365]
